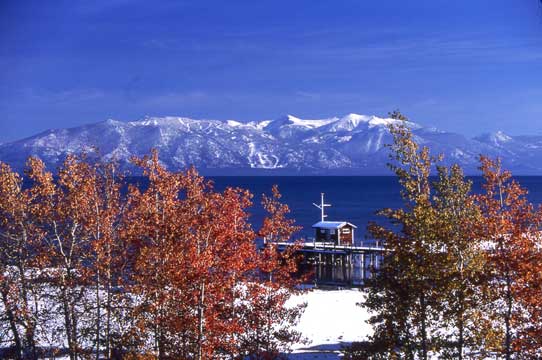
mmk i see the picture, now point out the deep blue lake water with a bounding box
[209,176,542,243]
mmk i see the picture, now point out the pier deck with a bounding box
[274,241,387,255]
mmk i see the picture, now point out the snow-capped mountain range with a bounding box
[2,113,542,175]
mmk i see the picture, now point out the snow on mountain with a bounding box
[2,114,542,175]
[263,114,338,140]
[474,131,513,147]
[322,114,369,132]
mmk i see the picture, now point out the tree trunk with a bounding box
[457,253,465,360]
[197,281,206,360]
[23,320,37,360]
[61,286,75,360]
[105,273,112,360]
[456,274,465,360]
[157,322,164,360]
[95,268,101,360]
[17,229,38,360]
[505,274,512,360]
[61,271,79,360]
[458,306,464,360]
[19,270,37,360]
[1,286,23,360]
[420,292,428,360]
[266,272,273,354]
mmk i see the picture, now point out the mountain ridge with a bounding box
[2,114,542,175]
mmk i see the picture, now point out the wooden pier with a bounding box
[266,193,389,286]
[272,240,388,286]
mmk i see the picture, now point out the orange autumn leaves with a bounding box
[0,150,303,360]
[476,156,542,359]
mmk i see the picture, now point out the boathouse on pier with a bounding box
[312,221,357,246]
[311,193,357,246]
[269,193,385,286]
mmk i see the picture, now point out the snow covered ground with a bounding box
[289,289,372,359]
[0,285,371,359]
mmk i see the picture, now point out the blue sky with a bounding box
[1,0,541,142]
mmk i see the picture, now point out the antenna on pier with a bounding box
[313,193,331,222]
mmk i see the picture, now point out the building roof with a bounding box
[312,221,357,229]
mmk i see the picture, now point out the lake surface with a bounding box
[210,176,542,243]
[210,176,542,286]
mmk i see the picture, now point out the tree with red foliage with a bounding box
[234,185,306,359]
[0,160,51,359]
[121,152,304,359]
[0,151,306,359]
[27,155,109,360]
[513,228,542,357]
[80,159,126,360]
[476,156,542,359]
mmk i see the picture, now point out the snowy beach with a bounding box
[290,289,372,359]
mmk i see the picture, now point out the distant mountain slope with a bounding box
[1,114,542,175]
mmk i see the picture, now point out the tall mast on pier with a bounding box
[313,193,331,222]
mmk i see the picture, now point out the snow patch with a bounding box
[493,130,512,143]
[247,142,280,169]
[289,289,372,358]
